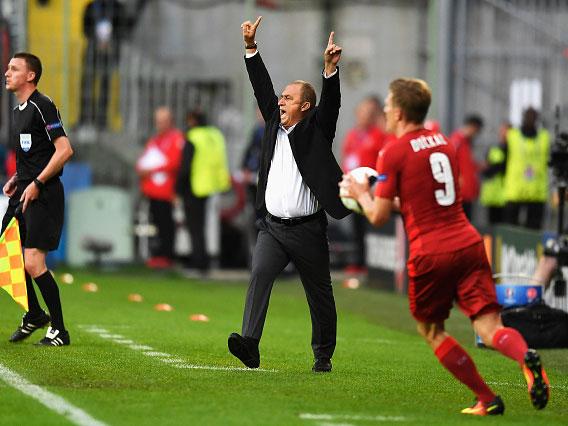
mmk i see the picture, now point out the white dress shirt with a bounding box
[265,123,320,218]
[245,49,336,218]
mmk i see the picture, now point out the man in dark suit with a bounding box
[228,16,350,373]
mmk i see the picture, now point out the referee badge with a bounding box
[20,134,32,152]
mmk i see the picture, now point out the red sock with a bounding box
[435,336,495,403]
[491,327,528,366]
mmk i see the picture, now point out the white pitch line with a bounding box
[78,326,107,333]
[316,422,355,426]
[143,351,173,358]
[128,344,154,351]
[160,358,187,364]
[0,363,107,426]
[487,381,568,391]
[300,413,407,422]
[112,339,134,345]
[171,363,277,372]
[81,325,277,373]
[98,334,123,339]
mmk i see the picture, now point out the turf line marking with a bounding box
[300,413,407,422]
[160,358,186,364]
[80,325,277,373]
[144,351,172,357]
[128,345,154,351]
[486,381,568,391]
[112,339,134,344]
[0,363,107,426]
[171,364,274,372]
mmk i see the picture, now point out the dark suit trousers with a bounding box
[241,214,337,359]
[182,193,209,270]
[149,199,174,259]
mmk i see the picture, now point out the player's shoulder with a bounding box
[381,133,411,157]
[29,90,57,110]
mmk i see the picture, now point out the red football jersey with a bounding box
[374,128,481,257]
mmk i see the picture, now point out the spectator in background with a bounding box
[480,122,510,225]
[241,107,265,221]
[176,110,231,273]
[341,96,388,273]
[5,149,15,178]
[424,119,441,133]
[80,0,140,128]
[450,114,484,221]
[136,106,184,269]
[503,108,550,230]
[240,107,266,255]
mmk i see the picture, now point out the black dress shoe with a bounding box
[312,358,332,372]
[228,333,260,368]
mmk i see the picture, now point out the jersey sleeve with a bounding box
[39,99,67,141]
[374,143,401,199]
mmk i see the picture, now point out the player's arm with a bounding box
[20,136,73,212]
[339,175,393,227]
[363,197,394,227]
[339,144,399,226]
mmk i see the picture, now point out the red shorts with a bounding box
[407,241,501,323]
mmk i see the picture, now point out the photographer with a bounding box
[533,123,568,311]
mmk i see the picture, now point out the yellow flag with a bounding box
[0,217,28,311]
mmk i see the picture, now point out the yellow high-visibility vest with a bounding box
[480,145,507,207]
[187,126,231,197]
[503,128,549,202]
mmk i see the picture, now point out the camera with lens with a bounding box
[549,131,568,183]
[545,107,568,296]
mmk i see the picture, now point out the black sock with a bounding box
[24,273,43,317]
[34,271,66,332]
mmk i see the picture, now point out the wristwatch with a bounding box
[245,42,257,49]
[33,178,44,191]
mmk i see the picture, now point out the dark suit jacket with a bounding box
[245,52,350,220]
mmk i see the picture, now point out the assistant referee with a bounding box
[3,52,73,346]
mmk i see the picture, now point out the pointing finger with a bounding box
[328,31,334,46]
[252,16,262,29]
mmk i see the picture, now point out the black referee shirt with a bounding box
[13,90,67,181]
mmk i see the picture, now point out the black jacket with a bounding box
[245,52,350,220]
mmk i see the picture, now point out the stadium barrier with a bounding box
[67,186,133,267]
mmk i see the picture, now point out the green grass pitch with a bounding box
[0,269,566,425]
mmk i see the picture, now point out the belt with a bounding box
[267,210,324,226]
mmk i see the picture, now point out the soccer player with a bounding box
[339,78,549,415]
[3,52,73,346]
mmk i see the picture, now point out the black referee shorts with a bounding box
[1,179,65,251]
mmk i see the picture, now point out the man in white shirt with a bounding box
[228,16,350,373]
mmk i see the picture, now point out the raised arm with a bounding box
[324,31,342,76]
[242,16,278,121]
[317,31,342,142]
